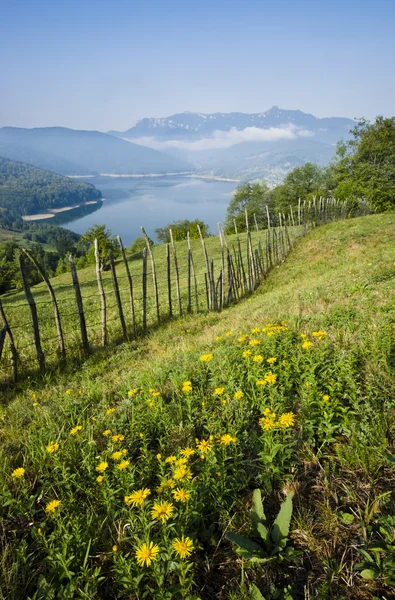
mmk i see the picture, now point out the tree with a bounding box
[154,219,209,243]
[224,182,274,233]
[331,116,395,211]
[271,163,328,213]
[82,224,119,271]
[130,235,154,259]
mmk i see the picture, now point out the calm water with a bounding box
[60,175,236,245]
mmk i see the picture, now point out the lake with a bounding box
[59,175,237,245]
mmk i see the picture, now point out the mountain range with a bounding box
[0,127,193,176]
[109,107,356,184]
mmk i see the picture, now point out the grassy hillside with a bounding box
[0,213,394,600]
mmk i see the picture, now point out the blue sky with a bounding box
[1,0,394,130]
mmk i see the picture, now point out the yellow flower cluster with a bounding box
[182,381,192,392]
[70,425,82,436]
[253,355,263,363]
[234,391,244,399]
[200,353,213,362]
[312,331,327,339]
[46,441,59,454]
[219,434,237,445]
[259,410,295,431]
[125,488,151,507]
[302,340,313,350]
[11,467,25,478]
[214,387,225,395]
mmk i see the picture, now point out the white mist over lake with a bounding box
[60,175,236,245]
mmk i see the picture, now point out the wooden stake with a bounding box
[94,239,107,346]
[166,243,172,318]
[109,249,127,340]
[197,224,211,310]
[169,229,182,316]
[141,226,160,324]
[142,247,147,331]
[23,247,65,358]
[69,254,89,356]
[0,298,17,381]
[117,235,136,336]
[19,253,45,371]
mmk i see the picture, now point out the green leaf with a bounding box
[271,491,294,545]
[225,532,263,556]
[257,522,269,545]
[360,569,378,579]
[249,583,266,600]
[251,489,266,533]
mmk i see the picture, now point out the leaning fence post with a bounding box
[187,232,192,314]
[169,229,182,316]
[198,224,212,310]
[19,253,45,372]
[0,299,17,381]
[141,226,160,325]
[94,239,107,347]
[266,205,273,269]
[142,247,147,331]
[109,249,128,340]
[69,254,89,356]
[117,235,136,336]
[22,247,65,359]
[166,243,173,318]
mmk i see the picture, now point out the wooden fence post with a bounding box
[69,254,89,356]
[117,235,136,336]
[169,229,182,316]
[142,247,147,331]
[266,205,273,269]
[94,239,107,347]
[0,299,17,381]
[233,219,247,295]
[109,249,128,340]
[22,247,65,359]
[19,253,45,372]
[141,226,160,325]
[187,232,199,313]
[198,224,212,310]
[245,208,256,291]
[166,243,173,318]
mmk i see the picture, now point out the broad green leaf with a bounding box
[251,489,266,533]
[271,491,294,545]
[249,583,266,600]
[360,569,378,579]
[225,532,263,556]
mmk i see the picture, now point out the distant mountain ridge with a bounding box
[109,106,356,145]
[0,127,193,176]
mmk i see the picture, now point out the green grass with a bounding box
[0,212,394,600]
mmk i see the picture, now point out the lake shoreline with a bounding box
[68,172,240,183]
[22,199,103,222]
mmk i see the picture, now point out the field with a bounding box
[0,212,394,600]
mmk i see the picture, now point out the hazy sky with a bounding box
[1,0,394,131]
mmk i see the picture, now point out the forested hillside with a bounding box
[0,157,102,224]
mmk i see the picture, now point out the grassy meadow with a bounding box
[0,212,394,599]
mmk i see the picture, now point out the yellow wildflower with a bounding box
[11,467,25,478]
[200,353,213,362]
[225,331,233,336]
[116,460,129,470]
[124,488,151,507]
[219,434,237,445]
[46,441,59,454]
[267,357,277,365]
[70,425,82,436]
[152,391,160,397]
[322,394,330,402]
[251,327,260,334]
[196,438,212,454]
[259,417,276,431]
[111,451,123,461]
[96,475,104,483]
[45,499,61,514]
[96,462,108,473]
[165,455,176,464]
[173,466,192,481]
[264,371,277,384]
[243,349,252,358]
[302,340,313,350]
[238,335,248,342]
[215,336,223,341]
[256,380,265,386]
[172,536,193,559]
[161,478,176,489]
[103,429,112,437]
[65,389,72,395]
[253,355,263,363]
[234,391,244,399]
[135,541,160,567]
[112,434,125,442]
[249,339,260,346]
[312,331,327,339]
[180,447,195,458]
[151,501,174,522]
[112,545,118,552]
[182,381,192,392]
[175,457,188,466]
[128,389,137,396]
[156,453,162,461]
[172,488,191,502]
[278,412,295,428]
[106,408,115,414]
[266,331,275,337]
[215,387,225,395]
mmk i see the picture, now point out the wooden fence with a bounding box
[0,197,371,385]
